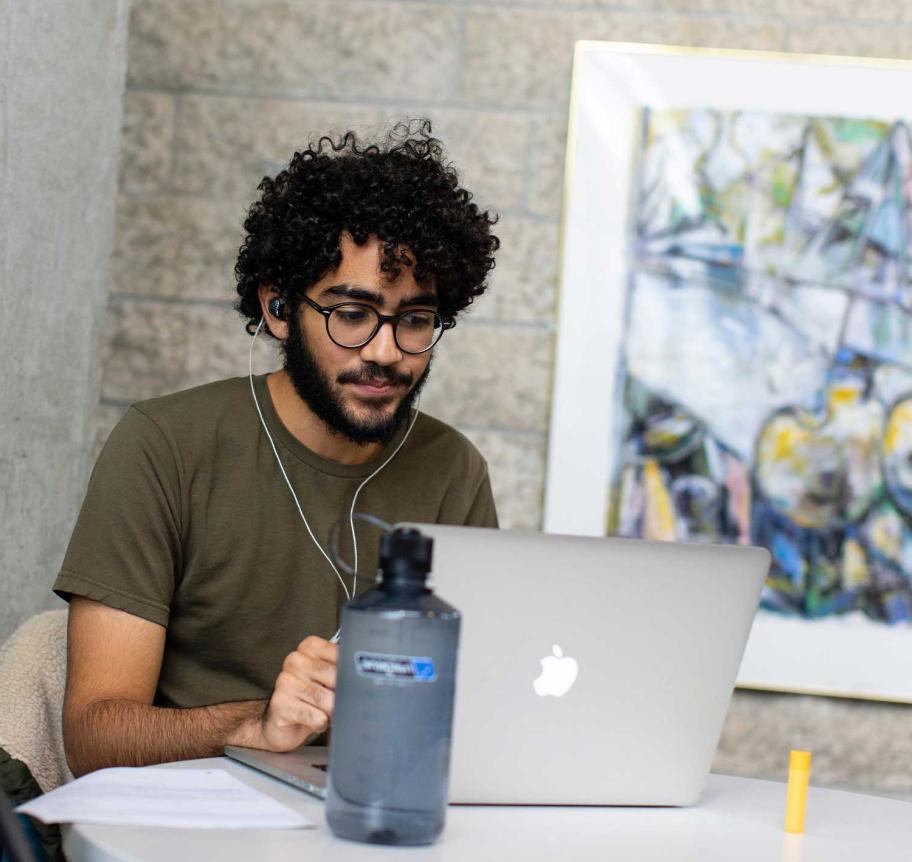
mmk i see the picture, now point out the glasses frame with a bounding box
[299,294,455,355]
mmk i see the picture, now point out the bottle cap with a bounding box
[379,528,433,585]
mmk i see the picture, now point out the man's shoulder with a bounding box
[404,413,498,527]
[408,412,489,476]
[130,377,250,433]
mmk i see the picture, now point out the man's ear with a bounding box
[258,284,290,340]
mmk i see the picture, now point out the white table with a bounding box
[63,757,912,862]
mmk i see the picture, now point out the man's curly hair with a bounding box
[235,119,499,335]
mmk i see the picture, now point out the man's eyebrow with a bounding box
[398,292,438,310]
[323,283,383,303]
[322,283,438,309]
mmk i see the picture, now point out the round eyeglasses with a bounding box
[300,295,454,354]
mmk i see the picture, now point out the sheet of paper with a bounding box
[18,767,315,829]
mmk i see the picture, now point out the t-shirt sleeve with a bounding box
[53,405,183,627]
[463,469,499,528]
[435,436,499,529]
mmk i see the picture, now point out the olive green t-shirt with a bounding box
[54,375,497,708]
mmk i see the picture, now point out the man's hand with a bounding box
[233,637,339,752]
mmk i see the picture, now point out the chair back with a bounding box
[0,611,72,794]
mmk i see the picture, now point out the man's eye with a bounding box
[336,308,371,324]
[401,313,434,329]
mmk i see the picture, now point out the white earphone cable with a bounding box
[347,389,420,597]
[249,320,351,604]
[248,316,421,641]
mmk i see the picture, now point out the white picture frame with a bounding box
[545,41,912,702]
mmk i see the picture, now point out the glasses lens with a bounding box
[396,311,441,353]
[328,304,378,347]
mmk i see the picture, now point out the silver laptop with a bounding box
[227,525,768,805]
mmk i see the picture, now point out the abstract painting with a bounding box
[616,108,912,623]
[545,44,912,700]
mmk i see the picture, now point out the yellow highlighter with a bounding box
[785,749,812,833]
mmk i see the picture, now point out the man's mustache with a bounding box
[337,364,413,387]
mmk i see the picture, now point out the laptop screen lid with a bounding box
[403,524,768,806]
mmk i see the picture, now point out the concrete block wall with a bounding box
[1,0,130,644]
[99,0,912,795]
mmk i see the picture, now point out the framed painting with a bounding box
[544,42,912,701]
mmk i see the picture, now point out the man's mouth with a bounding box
[339,368,412,398]
[350,379,399,395]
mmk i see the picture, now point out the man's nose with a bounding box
[359,320,403,366]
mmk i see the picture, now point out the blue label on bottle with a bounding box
[355,652,437,682]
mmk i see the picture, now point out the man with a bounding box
[54,120,500,776]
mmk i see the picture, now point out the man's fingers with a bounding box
[294,678,335,716]
[282,651,337,690]
[262,637,339,751]
[276,701,329,733]
[273,671,336,717]
[270,676,332,730]
[271,699,329,735]
[295,636,339,664]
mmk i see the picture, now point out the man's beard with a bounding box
[283,311,431,447]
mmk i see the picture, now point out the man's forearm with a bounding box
[65,698,267,777]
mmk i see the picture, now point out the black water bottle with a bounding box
[326,527,461,845]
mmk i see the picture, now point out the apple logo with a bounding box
[533,644,579,697]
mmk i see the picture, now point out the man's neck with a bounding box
[266,370,384,465]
